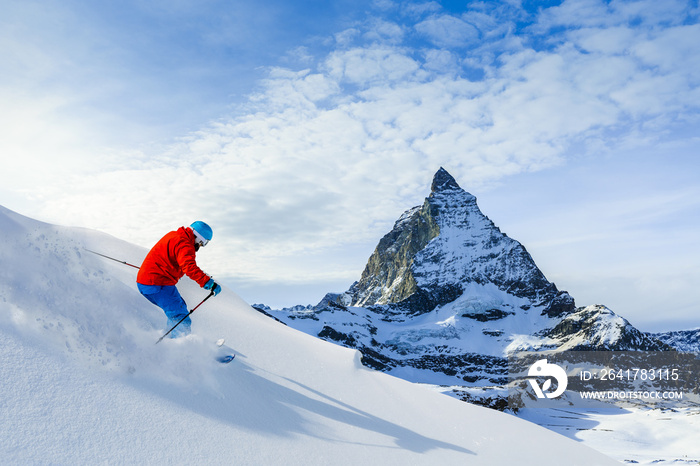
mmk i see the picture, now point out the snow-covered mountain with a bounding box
[649,328,700,353]
[348,168,560,312]
[258,168,669,401]
[0,204,622,465]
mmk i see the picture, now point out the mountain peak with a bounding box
[346,168,559,311]
[431,167,460,192]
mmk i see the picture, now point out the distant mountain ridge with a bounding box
[255,168,673,405]
[649,328,700,353]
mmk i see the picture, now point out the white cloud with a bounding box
[422,49,459,73]
[612,0,690,25]
[415,14,480,47]
[403,1,442,18]
[536,0,616,29]
[323,46,422,86]
[334,28,361,47]
[363,18,405,44]
[633,24,700,78]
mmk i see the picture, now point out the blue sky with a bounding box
[2,0,699,331]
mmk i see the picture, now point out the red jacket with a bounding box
[137,227,210,288]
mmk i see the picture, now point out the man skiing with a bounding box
[137,221,222,338]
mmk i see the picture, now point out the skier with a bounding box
[136,221,222,338]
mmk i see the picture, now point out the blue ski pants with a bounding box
[137,284,191,338]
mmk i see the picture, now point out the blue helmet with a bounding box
[190,221,213,246]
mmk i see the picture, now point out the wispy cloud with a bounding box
[34,1,700,262]
[415,14,480,47]
[2,0,699,322]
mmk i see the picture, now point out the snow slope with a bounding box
[0,205,619,465]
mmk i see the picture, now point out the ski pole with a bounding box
[155,290,215,344]
[84,248,141,269]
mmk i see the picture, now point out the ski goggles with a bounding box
[193,231,209,248]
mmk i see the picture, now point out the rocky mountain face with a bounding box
[255,168,671,407]
[347,168,562,316]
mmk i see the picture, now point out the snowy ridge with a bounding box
[0,204,620,465]
[547,305,670,351]
[650,328,700,353]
